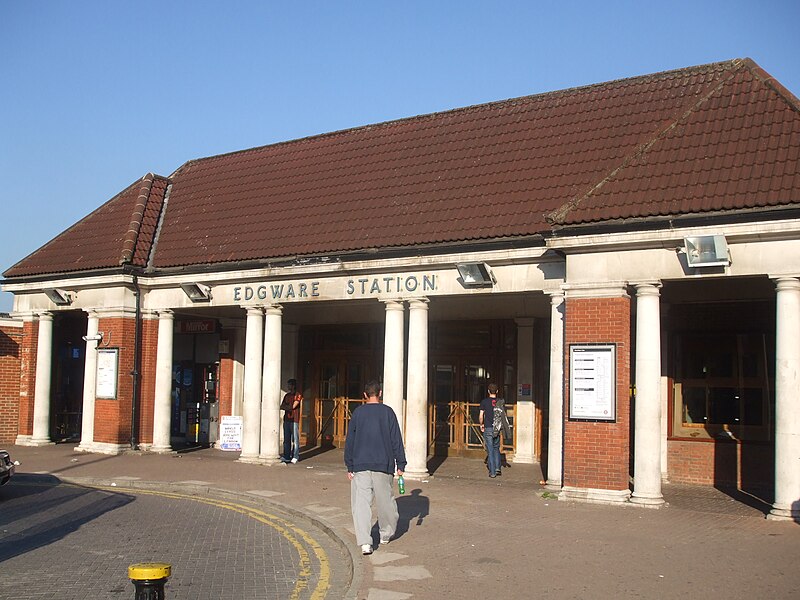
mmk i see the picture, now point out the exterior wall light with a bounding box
[456,262,496,288]
[180,282,212,302]
[683,235,730,267]
[43,288,73,306]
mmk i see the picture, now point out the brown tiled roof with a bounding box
[5,58,800,278]
[4,174,168,277]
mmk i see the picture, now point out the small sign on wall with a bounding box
[517,383,532,399]
[96,348,119,399]
[569,344,616,421]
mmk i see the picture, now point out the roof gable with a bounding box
[3,174,168,278]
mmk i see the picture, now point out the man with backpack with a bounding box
[479,383,511,478]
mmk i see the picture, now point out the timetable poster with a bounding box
[569,344,616,421]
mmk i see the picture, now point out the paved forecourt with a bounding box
[0,474,351,599]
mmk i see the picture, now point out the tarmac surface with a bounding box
[2,443,799,600]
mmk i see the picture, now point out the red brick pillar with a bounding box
[93,313,137,450]
[136,316,159,446]
[0,319,23,444]
[17,317,39,441]
[561,289,632,504]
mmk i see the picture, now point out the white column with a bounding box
[259,305,283,465]
[660,304,670,482]
[76,311,100,451]
[546,292,564,490]
[405,298,429,479]
[151,310,175,453]
[769,277,800,521]
[513,318,536,464]
[383,300,406,432]
[631,282,665,506]
[31,312,54,445]
[239,307,264,463]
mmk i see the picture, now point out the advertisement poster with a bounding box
[219,416,243,451]
[569,344,616,421]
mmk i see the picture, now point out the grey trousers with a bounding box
[350,471,399,546]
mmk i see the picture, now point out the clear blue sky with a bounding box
[2,1,799,312]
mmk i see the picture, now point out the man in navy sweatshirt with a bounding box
[344,379,407,555]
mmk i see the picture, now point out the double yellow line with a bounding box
[97,486,332,600]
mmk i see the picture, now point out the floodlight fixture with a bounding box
[43,288,73,306]
[684,235,730,267]
[456,262,496,288]
[181,282,212,302]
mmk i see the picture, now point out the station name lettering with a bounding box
[233,274,436,302]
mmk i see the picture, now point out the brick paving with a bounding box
[3,444,799,599]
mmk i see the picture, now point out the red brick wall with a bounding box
[218,329,235,418]
[17,320,38,437]
[0,323,22,444]
[563,296,631,491]
[136,318,159,445]
[668,439,774,487]
[93,316,136,445]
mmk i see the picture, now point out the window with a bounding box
[672,333,773,441]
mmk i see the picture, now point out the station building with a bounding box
[2,58,799,520]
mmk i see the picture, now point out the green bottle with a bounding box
[397,475,405,495]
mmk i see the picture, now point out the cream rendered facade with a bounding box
[4,217,800,520]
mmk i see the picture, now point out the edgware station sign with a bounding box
[231,273,439,303]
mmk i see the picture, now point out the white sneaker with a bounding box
[379,537,390,545]
[361,544,373,555]
[290,457,298,464]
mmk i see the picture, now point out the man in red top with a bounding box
[280,379,302,463]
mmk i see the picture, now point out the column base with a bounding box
[512,453,536,465]
[559,486,631,505]
[258,455,283,466]
[630,492,665,508]
[15,434,33,445]
[402,469,430,481]
[149,445,175,455]
[545,479,562,491]
[238,453,262,464]
[767,504,800,521]
[26,438,55,447]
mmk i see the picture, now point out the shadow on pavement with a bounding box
[0,474,135,563]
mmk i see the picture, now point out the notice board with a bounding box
[569,344,616,421]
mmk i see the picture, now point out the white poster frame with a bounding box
[96,348,119,399]
[569,343,616,421]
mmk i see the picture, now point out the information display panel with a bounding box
[96,348,119,399]
[569,344,616,421]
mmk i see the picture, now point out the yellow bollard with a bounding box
[128,563,171,600]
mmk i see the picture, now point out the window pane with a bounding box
[708,387,739,425]
[742,388,764,426]
[682,387,707,424]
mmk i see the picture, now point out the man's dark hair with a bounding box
[288,378,297,386]
[364,379,382,397]
[488,383,499,394]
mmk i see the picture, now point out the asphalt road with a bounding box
[0,474,351,599]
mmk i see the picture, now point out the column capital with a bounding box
[774,276,800,291]
[632,281,662,296]
[245,306,264,317]
[514,317,535,327]
[156,309,174,319]
[83,308,100,318]
[264,304,283,316]
[34,311,54,322]
[408,297,429,309]
[383,299,405,311]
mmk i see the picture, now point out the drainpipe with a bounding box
[130,272,142,450]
